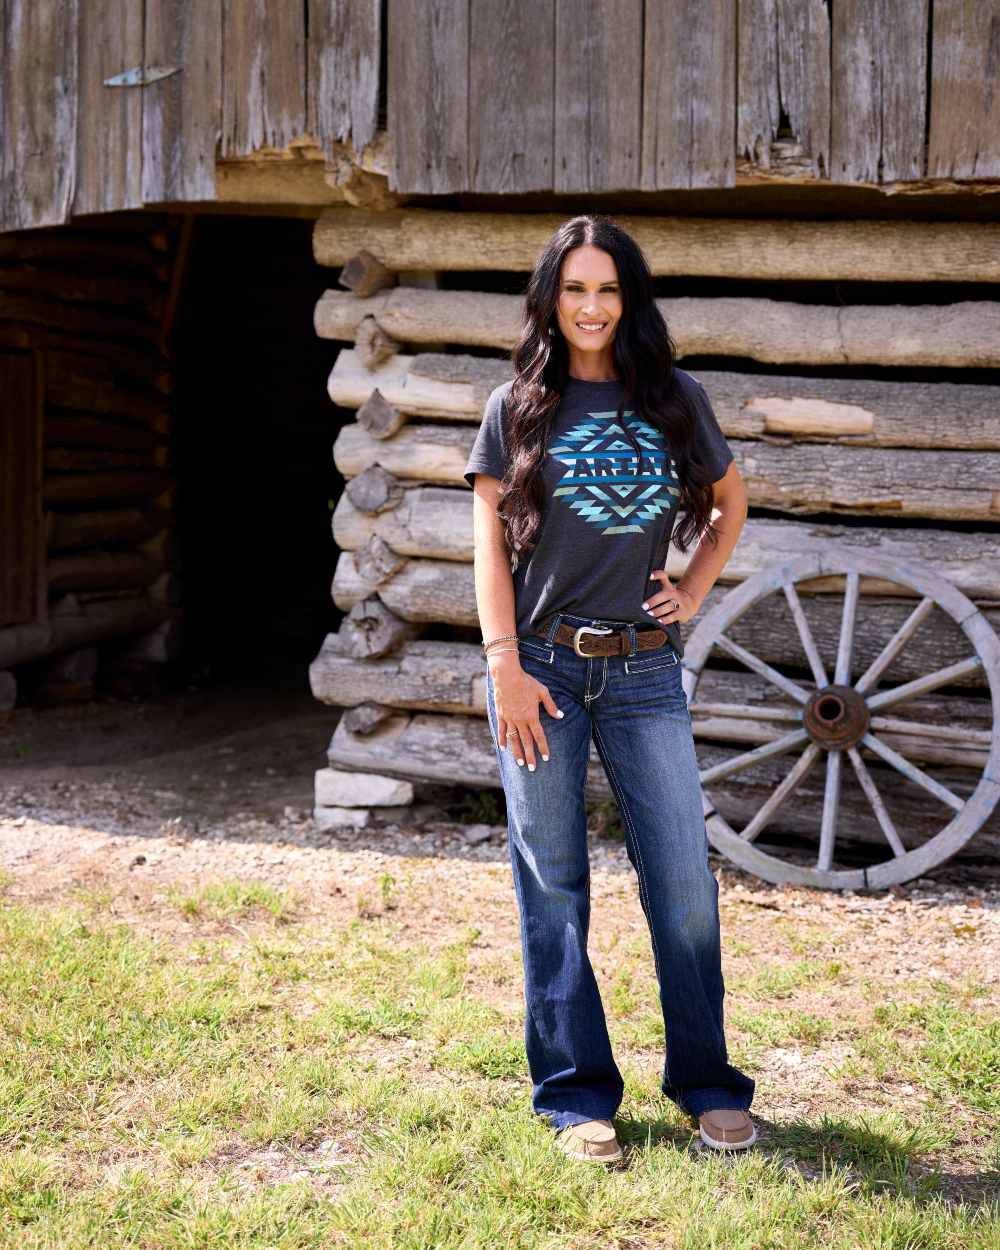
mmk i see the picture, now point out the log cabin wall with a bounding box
[307,204,1000,873]
[0,212,185,708]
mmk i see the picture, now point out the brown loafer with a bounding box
[698,1108,757,1151]
[554,1118,624,1163]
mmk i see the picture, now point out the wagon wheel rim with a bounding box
[681,550,1000,890]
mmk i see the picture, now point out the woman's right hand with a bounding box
[489,652,563,769]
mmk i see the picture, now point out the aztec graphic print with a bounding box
[549,408,681,535]
[462,373,734,654]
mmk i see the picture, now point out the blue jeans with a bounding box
[485,610,755,1132]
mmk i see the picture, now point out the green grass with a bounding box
[165,878,297,922]
[0,890,997,1249]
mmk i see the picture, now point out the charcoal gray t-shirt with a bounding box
[463,370,733,658]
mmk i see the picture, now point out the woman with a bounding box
[463,215,755,1164]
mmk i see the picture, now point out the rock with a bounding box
[314,766,414,807]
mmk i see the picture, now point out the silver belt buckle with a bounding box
[572,624,614,656]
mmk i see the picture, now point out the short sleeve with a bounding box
[463,384,511,487]
[688,377,733,483]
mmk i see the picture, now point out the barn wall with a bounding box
[0,212,185,704]
[0,0,382,232]
[3,1,1000,234]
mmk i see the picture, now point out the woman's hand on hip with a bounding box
[642,570,701,625]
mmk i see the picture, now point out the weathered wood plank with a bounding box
[0,0,78,231]
[310,631,992,770]
[330,548,1000,690]
[313,206,1000,283]
[554,0,642,191]
[308,0,381,160]
[334,418,1000,522]
[324,708,1000,858]
[469,0,554,192]
[329,483,1000,598]
[388,0,468,194]
[315,287,1000,368]
[143,0,221,202]
[329,348,1000,449]
[0,594,169,669]
[830,0,928,183]
[678,518,1000,601]
[737,0,830,180]
[221,0,306,156]
[0,323,173,393]
[641,0,736,189]
[0,262,164,313]
[72,0,143,216]
[928,0,1000,179]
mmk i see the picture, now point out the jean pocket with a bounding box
[624,645,680,675]
[517,636,556,664]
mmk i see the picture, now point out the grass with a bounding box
[164,879,297,922]
[0,884,998,1249]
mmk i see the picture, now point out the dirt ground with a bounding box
[1,672,998,1202]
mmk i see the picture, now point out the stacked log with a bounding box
[0,215,187,704]
[310,207,1000,875]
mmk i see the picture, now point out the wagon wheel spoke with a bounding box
[688,700,802,724]
[833,570,859,687]
[860,732,966,813]
[846,745,906,858]
[854,596,935,696]
[740,742,822,843]
[868,715,992,748]
[712,634,812,704]
[782,580,828,689]
[865,655,983,712]
[698,727,810,785]
[816,748,843,871]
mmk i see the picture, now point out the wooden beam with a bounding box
[313,205,1000,283]
[315,287,1000,368]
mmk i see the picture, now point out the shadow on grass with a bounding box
[613,1113,1000,1210]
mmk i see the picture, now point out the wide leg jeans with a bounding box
[485,610,755,1132]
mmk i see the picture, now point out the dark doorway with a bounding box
[173,214,346,682]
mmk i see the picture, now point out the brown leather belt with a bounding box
[531,619,673,658]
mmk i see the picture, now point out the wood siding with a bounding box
[2,0,1000,232]
[0,0,381,232]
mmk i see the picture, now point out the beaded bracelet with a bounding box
[483,632,518,651]
[485,644,519,657]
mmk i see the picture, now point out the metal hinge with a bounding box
[104,65,181,88]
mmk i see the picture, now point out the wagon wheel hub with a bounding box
[803,684,870,749]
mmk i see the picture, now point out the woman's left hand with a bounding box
[642,571,701,625]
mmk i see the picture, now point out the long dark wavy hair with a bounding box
[496,214,722,569]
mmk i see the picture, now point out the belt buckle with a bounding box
[572,624,614,656]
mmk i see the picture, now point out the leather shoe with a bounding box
[698,1108,757,1150]
[554,1118,624,1163]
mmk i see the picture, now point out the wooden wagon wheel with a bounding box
[681,550,1000,890]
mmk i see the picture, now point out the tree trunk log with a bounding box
[328,349,1000,450]
[315,288,1000,368]
[334,419,1000,522]
[324,709,1000,859]
[312,206,1000,285]
[0,596,169,669]
[330,488,1000,599]
[310,631,992,769]
[328,550,998,688]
